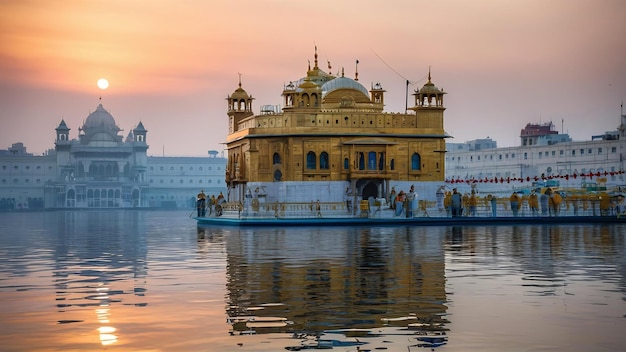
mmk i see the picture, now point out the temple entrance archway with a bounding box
[357,179,383,200]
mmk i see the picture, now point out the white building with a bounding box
[144,156,226,208]
[0,103,226,210]
[445,114,626,194]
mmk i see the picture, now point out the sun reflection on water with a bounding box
[95,284,118,346]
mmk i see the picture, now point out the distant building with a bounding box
[447,138,498,153]
[0,103,226,210]
[520,122,571,146]
[0,149,53,209]
[144,156,226,208]
[445,115,626,192]
[0,142,32,156]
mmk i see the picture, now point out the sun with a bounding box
[97,78,109,90]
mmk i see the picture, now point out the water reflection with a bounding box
[216,225,451,346]
[1,210,625,351]
[0,211,149,349]
[52,211,148,347]
[204,223,626,350]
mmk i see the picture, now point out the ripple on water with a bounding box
[0,212,625,351]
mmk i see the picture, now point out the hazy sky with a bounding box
[1,0,625,156]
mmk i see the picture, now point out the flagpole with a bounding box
[405,79,409,114]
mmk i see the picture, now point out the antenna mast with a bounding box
[371,49,424,114]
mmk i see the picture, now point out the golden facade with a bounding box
[225,50,448,202]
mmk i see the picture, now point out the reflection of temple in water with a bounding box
[221,226,449,332]
[52,211,148,346]
[444,224,626,295]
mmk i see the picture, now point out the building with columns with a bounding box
[48,103,149,208]
[0,103,226,210]
[224,49,449,207]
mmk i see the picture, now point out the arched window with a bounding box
[343,158,349,170]
[411,153,421,170]
[320,152,329,169]
[274,169,282,181]
[367,151,376,170]
[306,151,316,169]
[390,159,395,170]
[378,153,385,170]
[273,153,281,165]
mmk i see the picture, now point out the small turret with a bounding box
[133,121,147,143]
[55,119,70,142]
[226,75,255,133]
[413,69,446,108]
[370,82,385,106]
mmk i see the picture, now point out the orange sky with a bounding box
[1,0,625,156]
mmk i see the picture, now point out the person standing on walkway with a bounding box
[444,191,452,217]
[451,188,463,217]
[540,191,549,215]
[550,191,563,216]
[196,190,206,217]
[468,190,477,217]
[528,190,539,216]
[541,188,552,216]
[407,185,417,218]
[395,191,406,216]
[489,194,498,217]
[510,192,520,217]
[208,194,215,216]
[345,187,353,213]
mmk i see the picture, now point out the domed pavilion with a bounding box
[224,48,449,211]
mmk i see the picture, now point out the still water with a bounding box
[0,210,625,351]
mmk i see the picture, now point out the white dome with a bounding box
[85,104,116,129]
[321,77,369,99]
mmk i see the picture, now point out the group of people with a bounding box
[442,187,565,217]
[512,188,562,217]
[389,185,418,217]
[196,190,225,217]
[523,189,559,216]
[443,188,479,217]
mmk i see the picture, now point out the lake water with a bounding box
[0,210,625,351]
